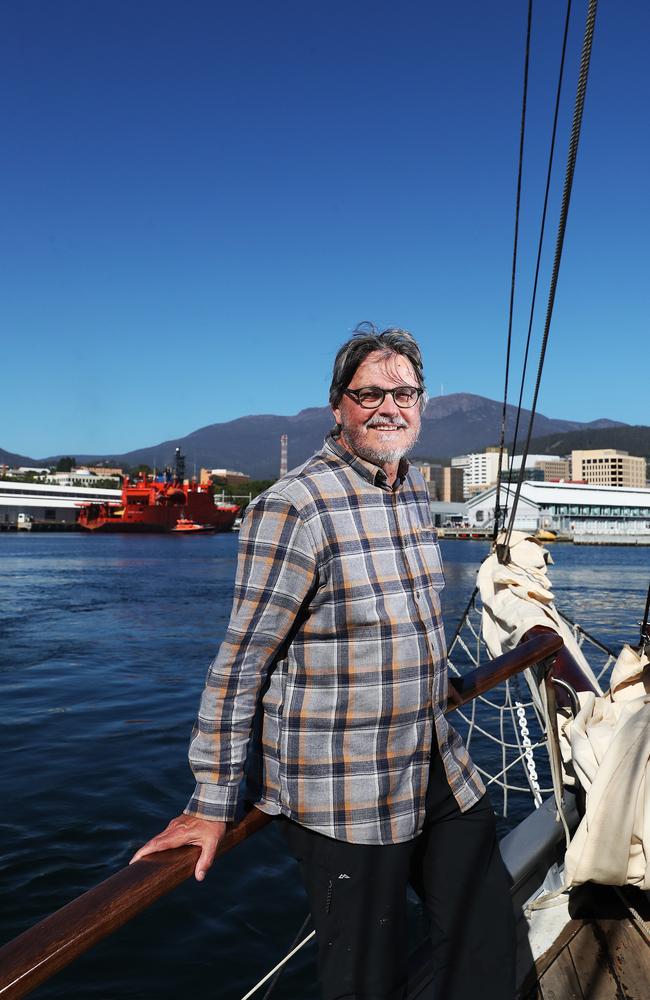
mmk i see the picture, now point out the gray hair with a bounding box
[329,322,427,411]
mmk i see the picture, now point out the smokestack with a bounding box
[280,434,288,478]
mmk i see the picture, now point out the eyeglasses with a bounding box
[343,385,424,409]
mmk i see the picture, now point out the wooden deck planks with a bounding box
[538,917,650,1000]
[531,885,650,1000]
[596,917,650,1000]
[539,945,583,999]
[566,922,625,999]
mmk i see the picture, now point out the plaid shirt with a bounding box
[186,435,484,844]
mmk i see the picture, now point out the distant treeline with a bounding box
[211,478,276,502]
[511,425,650,461]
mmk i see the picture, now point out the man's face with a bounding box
[332,350,422,467]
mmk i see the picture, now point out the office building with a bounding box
[571,450,646,488]
[414,463,465,502]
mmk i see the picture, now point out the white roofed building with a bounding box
[44,469,121,487]
[0,480,121,529]
[466,480,650,543]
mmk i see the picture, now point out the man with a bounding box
[132,324,516,999]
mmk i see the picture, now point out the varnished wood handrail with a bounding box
[0,808,272,1000]
[521,625,599,707]
[0,630,562,999]
[446,629,563,711]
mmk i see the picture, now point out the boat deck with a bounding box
[525,884,650,1000]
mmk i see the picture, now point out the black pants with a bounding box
[282,751,516,1000]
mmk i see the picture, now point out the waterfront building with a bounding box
[44,469,121,487]
[0,480,121,528]
[451,455,472,499]
[200,467,251,487]
[454,451,572,499]
[466,481,650,543]
[14,466,51,476]
[413,462,433,495]
[536,457,571,481]
[85,466,124,478]
[415,463,465,502]
[504,454,571,482]
[429,501,469,528]
[438,465,465,502]
[571,449,646,488]
[455,448,508,498]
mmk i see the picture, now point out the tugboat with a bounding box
[171,517,217,534]
[77,449,239,533]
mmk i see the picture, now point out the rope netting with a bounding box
[447,593,616,819]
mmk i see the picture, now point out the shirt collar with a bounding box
[323,432,410,491]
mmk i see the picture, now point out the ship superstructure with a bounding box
[77,449,238,533]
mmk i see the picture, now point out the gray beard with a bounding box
[341,422,420,466]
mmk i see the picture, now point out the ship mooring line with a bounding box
[240,928,315,1000]
[260,912,312,1000]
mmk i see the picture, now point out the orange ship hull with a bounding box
[78,507,238,532]
[78,464,239,534]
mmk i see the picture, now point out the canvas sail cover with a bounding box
[562,644,650,889]
[476,531,598,687]
[477,532,649,888]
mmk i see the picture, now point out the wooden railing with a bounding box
[445,628,563,711]
[0,630,563,1000]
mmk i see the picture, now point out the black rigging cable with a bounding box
[502,0,599,552]
[492,0,533,543]
[640,581,650,649]
[505,0,573,498]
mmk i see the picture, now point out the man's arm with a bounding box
[130,494,317,880]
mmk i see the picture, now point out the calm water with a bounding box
[1,534,648,999]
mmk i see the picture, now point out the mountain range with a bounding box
[3,393,644,480]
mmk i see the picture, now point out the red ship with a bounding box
[77,450,239,533]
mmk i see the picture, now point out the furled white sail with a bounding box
[477,531,649,888]
[476,531,599,688]
[563,644,650,888]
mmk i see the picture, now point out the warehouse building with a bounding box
[466,481,650,543]
[0,480,121,529]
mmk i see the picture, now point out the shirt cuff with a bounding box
[184,782,239,822]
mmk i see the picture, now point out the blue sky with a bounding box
[2,1,648,458]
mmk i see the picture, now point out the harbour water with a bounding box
[1,534,648,999]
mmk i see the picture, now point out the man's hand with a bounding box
[130,814,227,882]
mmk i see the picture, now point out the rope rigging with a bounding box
[446,594,616,816]
[493,0,533,541]
[493,0,599,552]
[504,0,573,499]
[504,0,599,548]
